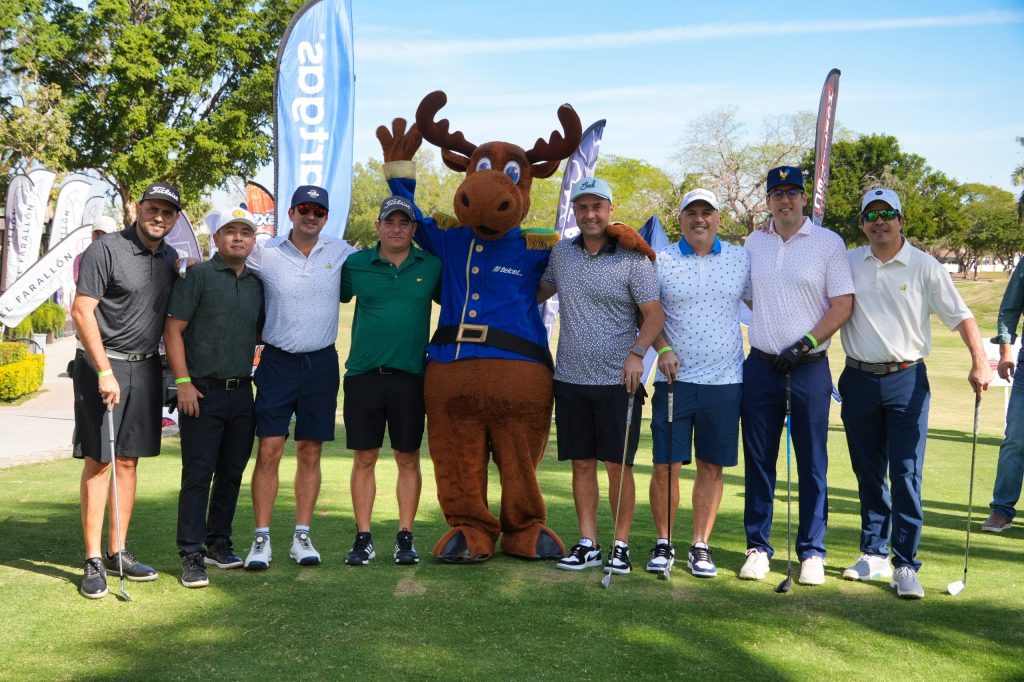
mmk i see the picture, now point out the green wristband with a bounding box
[803,333,819,349]
[97,369,113,378]
[174,377,192,385]
[656,346,673,356]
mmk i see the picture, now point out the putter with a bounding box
[948,395,981,597]
[658,384,675,581]
[106,404,131,602]
[775,374,794,594]
[601,393,636,589]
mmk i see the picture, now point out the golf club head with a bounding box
[116,587,132,602]
[947,580,965,596]
[657,566,670,581]
[600,571,612,589]
[775,576,792,594]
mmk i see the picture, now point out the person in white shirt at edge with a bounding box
[838,187,991,599]
[739,166,854,586]
[648,189,750,579]
[241,185,357,570]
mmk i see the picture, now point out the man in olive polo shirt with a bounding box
[164,208,264,588]
[340,196,441,566]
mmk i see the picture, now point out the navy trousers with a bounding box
[741,353,832,560]
[176,386,256,555]
[838,363,930,570]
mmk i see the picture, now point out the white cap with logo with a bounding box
[216,207,257,232]
[680,188,720,212]
[860,187,902,213]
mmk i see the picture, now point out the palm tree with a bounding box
[1014,136,1024,222]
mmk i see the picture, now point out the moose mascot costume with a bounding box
[377,91,654,563]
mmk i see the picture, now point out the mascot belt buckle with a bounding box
[456,324,489,343]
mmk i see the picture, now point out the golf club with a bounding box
[107,404,131,602]
[601,392,636,589]
[775,374,793,594]
[658,384,674,581]
[947,395,981,597]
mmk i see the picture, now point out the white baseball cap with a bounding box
[861,187,902,213]
[216,207,257,232]
[93,215,119,234]
[680,188,720,212]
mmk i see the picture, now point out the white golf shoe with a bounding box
[798,556,826,585]
[739,548,770,580]
[244,534,271,570]
[842,554,892,581]
[290,532,322,566]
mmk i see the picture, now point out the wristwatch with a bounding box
[630,344,646,358]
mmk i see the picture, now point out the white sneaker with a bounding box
[842,554,892,581]
[739,548,769,580]
[891,566,925,599]
[290,532,321,566]
[798,556,826,585]
[243,535,271,570]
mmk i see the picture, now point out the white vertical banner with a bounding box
[28,169,56,215]
[48,179,91,251]
[2,175,43,292]
[0,224,93,327]
[80,195,106,229]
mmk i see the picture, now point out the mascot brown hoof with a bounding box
[433,528,493,563]
[499,525,565,560]
[535,530,562,560]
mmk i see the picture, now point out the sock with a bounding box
[295,525,310,536]
[655,537,669,546]
[578,537,594,548]
[693,541,708,549]
[255,527,270,538]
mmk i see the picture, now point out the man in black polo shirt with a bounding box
[164,208,264,587]
[340,196,441,566]
[71,181,182,599]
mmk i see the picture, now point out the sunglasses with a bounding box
[768,188,803,200]
[862,209,900,222]
[295,204,327,218]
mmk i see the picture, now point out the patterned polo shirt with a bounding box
[247,233,356,353]
[745,217,854,354]
[542,233,660,385]
[655,237,750,385]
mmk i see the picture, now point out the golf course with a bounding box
[0,276,1020,681]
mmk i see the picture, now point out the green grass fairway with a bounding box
[1,282,1021,680]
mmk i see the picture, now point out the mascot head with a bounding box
[415,91,582,240]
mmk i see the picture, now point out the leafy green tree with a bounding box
[3,0,299,223]
[1013,136,1024,223]
[0,74,75,194]
[949,184,1021,276]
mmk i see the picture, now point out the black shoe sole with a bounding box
[244,562,269,571]
[79,585,108,599]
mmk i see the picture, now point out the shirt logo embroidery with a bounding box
[307,189,320,198]
[326,263,332,270]
[492,266,523,277]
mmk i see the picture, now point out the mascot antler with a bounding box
[416,91,477,157]
[525,105,583,163]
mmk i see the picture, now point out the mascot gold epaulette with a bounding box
[519,227,559,250]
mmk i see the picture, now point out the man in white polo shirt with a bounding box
[839,187,991,599]
[648,188,750,579]
[242,185,357,569]
[740,166,854,586]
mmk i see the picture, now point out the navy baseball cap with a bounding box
[378,196,415,221]
[139,182,182,210]
[766,166,804,193]
[291,185,329,210]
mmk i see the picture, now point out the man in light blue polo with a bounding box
[243,185,356,569]
[648,189,750,578]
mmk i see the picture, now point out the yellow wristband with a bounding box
[803,333,819,349]
[656,346,673,356]
[97,369,113,378]
[174,377,192,385]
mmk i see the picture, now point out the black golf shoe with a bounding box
[80,557,109,599]
[346,532,375,566]
[180,551,209,588]
[205,541,243,569]
[393,531,419,565]
[103,550,158,582]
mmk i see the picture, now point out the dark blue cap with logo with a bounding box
[139,182,182,210]
[290,185,329,210]
[766,166,804,193]
[378,196,415,221]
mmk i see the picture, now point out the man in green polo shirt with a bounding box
[340,195,441,566]
[164,208,265,588]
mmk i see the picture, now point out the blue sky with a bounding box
[341,0,1024,192]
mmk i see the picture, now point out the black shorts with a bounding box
[343,370,425,452]
[553,381,646,465]
[254,344,339,442]
[72,350,162,462]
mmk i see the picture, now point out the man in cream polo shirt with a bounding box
[839,187,991,599]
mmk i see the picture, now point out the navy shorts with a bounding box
[650,381,740,467]
[254,344,339,442]
[343,370,425,452]
[553,381,645,465]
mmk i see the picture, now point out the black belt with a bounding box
[750,347,827,364]
[374,366,408,375]
[432,324,553,371]
[193,377,251,390]
[845,358,923,375]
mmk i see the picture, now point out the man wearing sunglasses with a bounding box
[243,185,356,569]
[740,166,854,586]
[839,187,990,599]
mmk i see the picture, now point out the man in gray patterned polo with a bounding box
[538,177,664,577]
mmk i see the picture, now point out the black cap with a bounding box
[139,182,182,210]
[378,196,415,221]
[766,166,804,193]
[291,185,329,210]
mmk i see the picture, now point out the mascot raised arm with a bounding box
[377,91,654,563]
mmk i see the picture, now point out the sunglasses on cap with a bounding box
[295,204,327,218]
[862,209,900,222]
[768,188,803,200]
